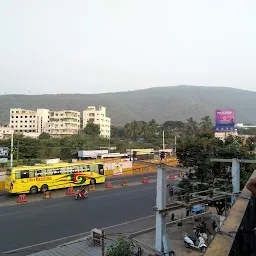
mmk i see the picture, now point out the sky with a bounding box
[0,0,256,94]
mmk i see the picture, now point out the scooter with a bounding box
[184,233,207,253]
[75,190,88,200]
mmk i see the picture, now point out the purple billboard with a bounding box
[215,109,235,131]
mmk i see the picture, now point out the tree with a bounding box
[200,116,213,131]
[107,235,134,256]
[84,121,100,136]
[39,132,50,140]
[185,117,198,135]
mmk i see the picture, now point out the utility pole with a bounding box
[101,230,105,256]
[174,135,177,155]
[16,139,19,167]
[10,132,13,168]
[162,131,165,150]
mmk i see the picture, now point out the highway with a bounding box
[0,182,157,255]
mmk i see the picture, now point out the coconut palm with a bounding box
[200,116,213,131]
[185,117,198,135]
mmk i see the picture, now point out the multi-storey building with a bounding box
[9,108,49,135]
[9,106,110,138]
[82,106,111,138]
[0,125,14,140]
[48,110,80,137]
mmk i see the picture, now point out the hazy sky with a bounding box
[0,0,256,94]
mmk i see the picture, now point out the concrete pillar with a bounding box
[155,166,167,252]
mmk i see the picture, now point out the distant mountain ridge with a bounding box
[0,85,255,126]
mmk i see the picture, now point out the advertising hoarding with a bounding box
[215,109,235,131]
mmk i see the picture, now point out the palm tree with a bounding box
[185,117,198,135]
[200,116,213,131]
[124,121,140,140]
[148,119,159,135]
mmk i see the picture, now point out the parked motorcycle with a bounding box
[184,233,207,253]
[75,190,88,200]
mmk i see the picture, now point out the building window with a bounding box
[25,116,27,118]
[30,116,32,118]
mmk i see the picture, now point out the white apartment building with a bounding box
[9,108,49,135]
[48,110,80,137]
[83,106,111,138]
[0,125,14,140]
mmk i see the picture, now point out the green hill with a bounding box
[0,85,255,125]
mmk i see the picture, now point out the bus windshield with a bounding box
[6,168,12,176]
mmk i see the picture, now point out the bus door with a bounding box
[98,164,104,175]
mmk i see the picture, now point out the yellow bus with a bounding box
[5,162,105,194]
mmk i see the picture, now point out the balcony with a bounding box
[205,170,256,256]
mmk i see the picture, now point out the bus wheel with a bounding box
[41,184,48,193]
[90,179,96,185]
[30,186,38,194]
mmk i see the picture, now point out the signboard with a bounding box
[0,147,8,157]
[113,163,122,176]
[0,158,8,163]
[215,109,235,131]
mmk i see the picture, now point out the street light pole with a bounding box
[162,131,165,150]
[10,132,13,168]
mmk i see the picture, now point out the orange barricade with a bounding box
[121,180,128,186]
[142,177,149,184]
[66,187,75,195]
[43,191,51,199]
[105,182,113,189]
[17,194,27,203]
[89,185,95,191]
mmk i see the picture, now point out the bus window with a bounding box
[21,170,29,179]
[98,164,104,175]
[15,171,21,179]
[60,168,66,174]
[52,169,61,175]
[29,170,35,178]
[86,165,90,171]
[35,170,42,177]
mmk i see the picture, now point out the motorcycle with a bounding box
[75,190,88,200]
[184,233,207,253]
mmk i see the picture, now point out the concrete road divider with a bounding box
[17,194,27,203]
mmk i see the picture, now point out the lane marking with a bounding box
[3,214,155,254]
[0,185,156,218]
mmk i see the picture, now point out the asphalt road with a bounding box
[0,182,157,254]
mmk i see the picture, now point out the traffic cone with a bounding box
[105,182,113,189]
[142,177,149,184]
[17,194,27,203]
[66,187,75,195]
[121,180,128,186]
[169,174,175,180]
